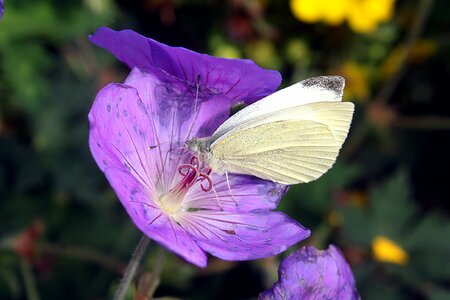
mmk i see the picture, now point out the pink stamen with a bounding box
[176,156,212,192]
[198,167,212,192]
[190,156,200,167]
[177,164,199,188]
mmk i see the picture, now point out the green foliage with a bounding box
[1,0,450,299]
[340,171,450,299]
[281,162,361,227]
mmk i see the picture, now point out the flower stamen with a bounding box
[159,156,214,215]
[198,167,212,192]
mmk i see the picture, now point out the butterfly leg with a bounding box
[225,171,238,207]
[210,185,222,210]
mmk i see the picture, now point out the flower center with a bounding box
[159,156,212,215]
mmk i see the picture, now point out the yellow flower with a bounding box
[290,0,323,23]
[410,40,437,62]
[338,62,370,101]
[285,39,311,64]
[212,44,241,59]
[322,0,351,25]
[363,0,395,22]
[372,236,409,265]
[290,0,396,33]
[347,0,395,33]
[245,40,281,70]
[290,0,349,24]
[327,211,344,227]
[380,40,437,79]
[347,6,379,33]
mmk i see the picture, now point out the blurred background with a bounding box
[1,0,450,299]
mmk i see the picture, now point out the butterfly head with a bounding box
[185,138,210,153]
[185,138,199,152]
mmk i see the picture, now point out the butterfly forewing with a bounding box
[210,76,345,143]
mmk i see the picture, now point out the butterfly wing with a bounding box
[210,101,354,185]
[210,75,345,143]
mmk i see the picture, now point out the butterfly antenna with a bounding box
[185,75,202,141]
[225,171,238,207]
[147,140,183,150]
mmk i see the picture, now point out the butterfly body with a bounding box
[185,137,228,174]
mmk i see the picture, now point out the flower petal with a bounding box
[88,75,217,196]
[178,211,310,261]
[90,27,281,104]
[0,0,4,20]
[101,165,208,267]
[184,174,288,212]
[259,245,360,300]
[89,83,160,196]
[124,67,230,141]
[88,83,208,266]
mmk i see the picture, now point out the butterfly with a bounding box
[185,75,354,185]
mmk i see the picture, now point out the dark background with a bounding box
[1,0,450,299]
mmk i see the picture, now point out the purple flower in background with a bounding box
[88,27,310,267]
[0,0,4,20]
[259,245,360,300]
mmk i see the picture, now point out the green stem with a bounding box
[113,235,150,300]
[19,259,41,300]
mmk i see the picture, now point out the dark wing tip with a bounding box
[301,75,345,98]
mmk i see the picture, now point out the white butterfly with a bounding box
[186,75,354,185]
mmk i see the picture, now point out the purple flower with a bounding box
[90,27,281,105]
[88,27,310,267]
[0,0,4,20]
[259,245,360,300]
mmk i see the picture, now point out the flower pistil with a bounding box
[159,156,212,215]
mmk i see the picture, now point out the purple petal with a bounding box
[88,83,207,267]
[184,173,289,212]
[89,138,208,267]
[259,245,360,300]
[0,0,4,20]
[124,67,230,140]
[178,211,310,261]
[89,83,157,195]
[103,165,207,267]
[89,69,228,193]
[89,27,281,104]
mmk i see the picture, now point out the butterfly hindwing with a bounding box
[210,101,354,184]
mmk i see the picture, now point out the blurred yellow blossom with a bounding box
[327,211,344,227]
[290,0,349,25]
[372,236,409,265]
[290,0,396,33]
[285,39,311,64]
[347,0,395,33]
[380,39,437,79]
[322,1,350,25]
[409,40,437,62]
[212,44,241,59]
[338,62,370,101]
[290,0,322,23]
[245,40,282,70]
